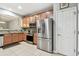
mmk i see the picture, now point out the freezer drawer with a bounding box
[37,38,53,53]
[41,39,53,52]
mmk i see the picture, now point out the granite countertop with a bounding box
[4,32,25,34]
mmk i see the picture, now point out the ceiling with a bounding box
[0,14,19,22]
[0,3,53,16]
[0,9,20,22]
[0,3,53,22]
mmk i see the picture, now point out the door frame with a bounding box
[76,4,78,56]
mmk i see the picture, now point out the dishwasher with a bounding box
[0,34,4,47]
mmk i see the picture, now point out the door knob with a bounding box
[57,34,61,36]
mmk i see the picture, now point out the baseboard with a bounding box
[53,50,58,53]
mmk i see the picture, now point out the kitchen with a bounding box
[0,3,79,56]
[0,3,56,56]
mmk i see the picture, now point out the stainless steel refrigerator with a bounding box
[36,18,53,53]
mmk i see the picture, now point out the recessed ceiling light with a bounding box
[18,6,22,9]
[46,12,50,14]
[0,21,6,24]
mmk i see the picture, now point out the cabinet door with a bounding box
[4,34,12,45]
[22,17,30,28]
[26,17,30,27]
[29,17,33,23]
[22,17,27,27]
[35,14,41,20]
[18,33,23,41]
[12,33,18,43]
[33,33,38,44]
[22,33,26,41]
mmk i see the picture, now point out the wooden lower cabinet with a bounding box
[22,33,26,41]
[3,33,26,46]
[18,33,24,41]
[4,34,12,45]
[12,33,18,43]
[33,33,38,45]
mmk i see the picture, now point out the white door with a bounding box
[56,7,77,56]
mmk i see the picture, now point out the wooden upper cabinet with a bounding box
[22,17,30,28]
[22,17,26,28]
[26,17,30,27]
[29,16,36,23]
[29,16,33,23]
[40,11,53,20]
[35,14,41,20]
[21,10,53,27]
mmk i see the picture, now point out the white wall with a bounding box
[9,16,22,30]
[0,22,8,29]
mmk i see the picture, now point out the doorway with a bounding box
[56,6,78,56]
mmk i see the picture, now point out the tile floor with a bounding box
[0,42,62,56]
